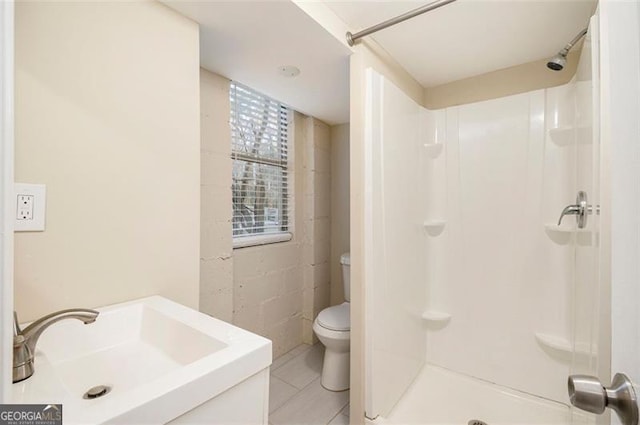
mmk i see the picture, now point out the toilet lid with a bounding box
[317,302,350,331]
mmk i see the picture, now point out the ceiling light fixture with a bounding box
[278,65,300,78]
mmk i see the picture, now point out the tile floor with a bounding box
[269,343,350,425]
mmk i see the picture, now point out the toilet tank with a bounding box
[340,253,350,302]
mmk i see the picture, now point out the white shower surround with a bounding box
[365,19,600,423]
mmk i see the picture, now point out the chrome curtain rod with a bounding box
[346,0,459,46]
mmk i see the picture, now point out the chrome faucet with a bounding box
[13,309,99,383]
[558,204,586,225]
[557,190,598,229]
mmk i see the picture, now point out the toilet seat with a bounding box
[317,302,350,331]
[313,319,350,341]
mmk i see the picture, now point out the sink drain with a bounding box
[468,421,489,425]
[83,385,112,399]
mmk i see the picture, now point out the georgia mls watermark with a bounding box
[0,404,62,425]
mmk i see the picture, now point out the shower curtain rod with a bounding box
[346,0,458,46]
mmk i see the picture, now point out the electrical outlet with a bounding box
[14,183,46,232]
[16,194,34,220]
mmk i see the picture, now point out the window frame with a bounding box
[230,82,293,249]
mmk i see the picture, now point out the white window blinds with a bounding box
[230,82,291,239]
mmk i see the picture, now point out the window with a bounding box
[230,82,292,247]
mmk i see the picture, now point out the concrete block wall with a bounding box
[199,70,333,357]
[233,242,305,357]
[302,117,332,344]
[200,69,234,323]
[330,124,350,305]
[233,111,309,358]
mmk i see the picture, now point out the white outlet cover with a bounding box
[14,183,46,231]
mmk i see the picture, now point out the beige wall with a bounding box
[330,124,350,306]
[200,69,234,322]
[349,40,425,423]
[424,51,580,109]
[14,1,200,321]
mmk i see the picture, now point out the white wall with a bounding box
[14,1,201,320]
[0,0,14,402]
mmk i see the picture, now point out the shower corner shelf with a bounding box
[423,220,446,236]
[535,333,572,353]
[548,126,574,146]
[535,332,595,357]
[548,125,592,146]
[423,142,443,158]
[544,223,590,234]
[422,310,451,325]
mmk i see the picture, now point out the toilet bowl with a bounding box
[313,252,350,391]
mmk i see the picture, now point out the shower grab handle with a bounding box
[557,191,599,229]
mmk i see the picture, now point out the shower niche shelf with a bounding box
[423,143,444,158]
[548,125,592,147]
[423,220,446,236]
[422,310,451,325]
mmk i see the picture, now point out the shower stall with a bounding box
[362,15,606,425]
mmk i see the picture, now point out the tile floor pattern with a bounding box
[269,344,350,425]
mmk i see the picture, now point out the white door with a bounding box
[603,0,640,415]
[569,1,640,424]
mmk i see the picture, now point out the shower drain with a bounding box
[468,420,489,425]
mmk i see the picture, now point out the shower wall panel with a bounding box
[367,62,596,415]
[570,24,602,382]
[425,87,582,404]
[366,69,428,418]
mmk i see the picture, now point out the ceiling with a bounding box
[162,1,351,125]
[163,0,597,125]
[325,0,598,87]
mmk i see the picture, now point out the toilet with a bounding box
[313,252,350,391]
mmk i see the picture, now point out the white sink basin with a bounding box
[11,296,272,424]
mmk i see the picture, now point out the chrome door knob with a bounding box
[568,373,638,425]
[569,375,607,414]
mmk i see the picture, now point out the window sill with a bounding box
[233,233,293,249]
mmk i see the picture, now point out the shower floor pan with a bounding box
[369,365,595,425]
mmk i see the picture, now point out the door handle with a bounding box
[568,373,638,425]
[557,190,599,229]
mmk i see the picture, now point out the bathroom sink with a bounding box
[11,296,272,424]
